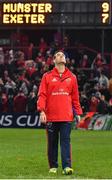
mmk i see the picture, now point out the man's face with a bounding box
[54,52,66,65]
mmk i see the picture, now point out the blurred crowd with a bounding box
[0,34,112,114]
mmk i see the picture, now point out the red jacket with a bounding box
[37,67,82,122]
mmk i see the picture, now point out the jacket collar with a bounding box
[51,67,72,79]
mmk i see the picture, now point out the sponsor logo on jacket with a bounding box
[52,78,57,82]
[52,91,69,96]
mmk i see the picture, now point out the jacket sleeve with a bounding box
[37,74,47,112]
[71,75,83,115]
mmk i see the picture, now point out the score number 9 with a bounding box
[102,2,110,23]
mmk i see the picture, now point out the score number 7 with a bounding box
[102,2,110,23]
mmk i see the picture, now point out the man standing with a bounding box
[37,51,82,175]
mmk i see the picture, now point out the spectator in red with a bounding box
[35,52,45,63]
[89,95,100,112]
[80,54,89,68]
[25,60,37,80]
[38,37,48,54]
[16,51,25,69]
[14,89,27,112]
[27,43,34,60]
[46,52,53,65]
[1,92,8,112]
[18,70,30,87]
[91,53,106,69]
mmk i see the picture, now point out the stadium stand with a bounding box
[0,35,112,114]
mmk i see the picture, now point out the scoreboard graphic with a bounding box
[0,1,111,27]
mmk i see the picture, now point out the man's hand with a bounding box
[76,115,81,123]
[39,111,47,124]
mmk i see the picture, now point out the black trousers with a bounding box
[46,122,72,169]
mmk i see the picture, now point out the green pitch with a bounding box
[0,129,112,179]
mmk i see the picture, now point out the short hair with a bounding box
[53,50,65,59]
